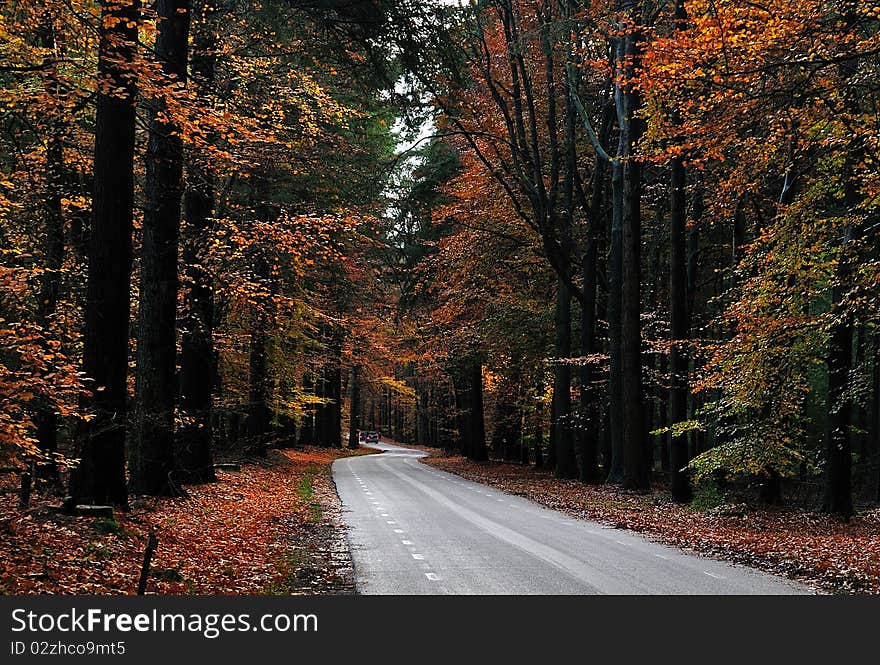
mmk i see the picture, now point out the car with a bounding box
[359,430,380,444]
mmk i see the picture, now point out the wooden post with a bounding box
[137,528,159,595]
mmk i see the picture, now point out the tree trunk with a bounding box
[554,276,577,478]
[669,155,692,502]
[619,1,648,491]
[325,358,343,448]
[470,361,488,461]
[72,0,140,507]
[178,0,218,484]
[131,0,191,496]
[453,369,471,457]
[822,227,854,518]
[247,254,272,453]
[534,390,545,469]
[348,364,361,449]
[607,154,624,483]
[578,139,607,484]
[34,19,66,477]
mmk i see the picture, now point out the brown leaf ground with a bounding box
[423,455,880,594]
[0,447,374,595]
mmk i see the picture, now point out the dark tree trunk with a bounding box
[822,227,854,518]
[547,392,557,470]
[34,21,66,477]
[686,186,702,458]
[619,2,648,491]
[578,138,607,484]
[178,0,218,484]
[607,155,624,483]
[131,0,191,496]
[759,467,783,505]
[324,357,343,448]
[470,361,488,461]
[554,276,577,478]
[247,320,271,448]
[72,0,140,507]
[533,390,545,469]
[669,155,692,502]
[348,364,361,449]
[247,254,272,453]
[493,374,522,461]
[453,369,471,458]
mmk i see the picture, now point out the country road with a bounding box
[332,442,813,595]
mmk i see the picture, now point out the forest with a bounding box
[1,0,879,594]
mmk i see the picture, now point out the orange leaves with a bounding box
[0,266,85,468]
[0,447,364,595]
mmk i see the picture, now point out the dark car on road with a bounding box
[358,430,380,444]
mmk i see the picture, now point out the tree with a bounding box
[178,0,220,484]
[72,0,140,506]
[131,0,192,496]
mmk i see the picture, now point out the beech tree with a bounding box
[73,0,140,506]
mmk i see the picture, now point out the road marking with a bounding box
[412,553,424,560]
[380,513,389,517]
[616,540,627,546]
[386,520,396,525]
[497,499,504,502]
[425,573,440,581]
[654,554,670,560]
[704,571,725,580]
[401,540,413,545]
[393,529,404,534]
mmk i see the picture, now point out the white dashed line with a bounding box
[654,554,670,560]
[412,553,424,560]
[393,529,404,534]
[401,540,413,545]
[425,573,440,581]
[704,571,725,579]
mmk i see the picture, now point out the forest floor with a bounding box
[0,446,375,595]
[423,455,880,594]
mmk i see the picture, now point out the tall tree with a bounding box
[131,0,192,496]
[668,0,692,502]
[178,0,220,484]
[618,0,648,491]
[72,0,140,506]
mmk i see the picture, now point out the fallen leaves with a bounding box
[424,455,880,594]
[0,447,373,595]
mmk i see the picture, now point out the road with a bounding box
[332,442,812,595]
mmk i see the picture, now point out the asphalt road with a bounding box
[332,442,812,595]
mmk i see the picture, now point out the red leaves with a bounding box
[0,447,367,595]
